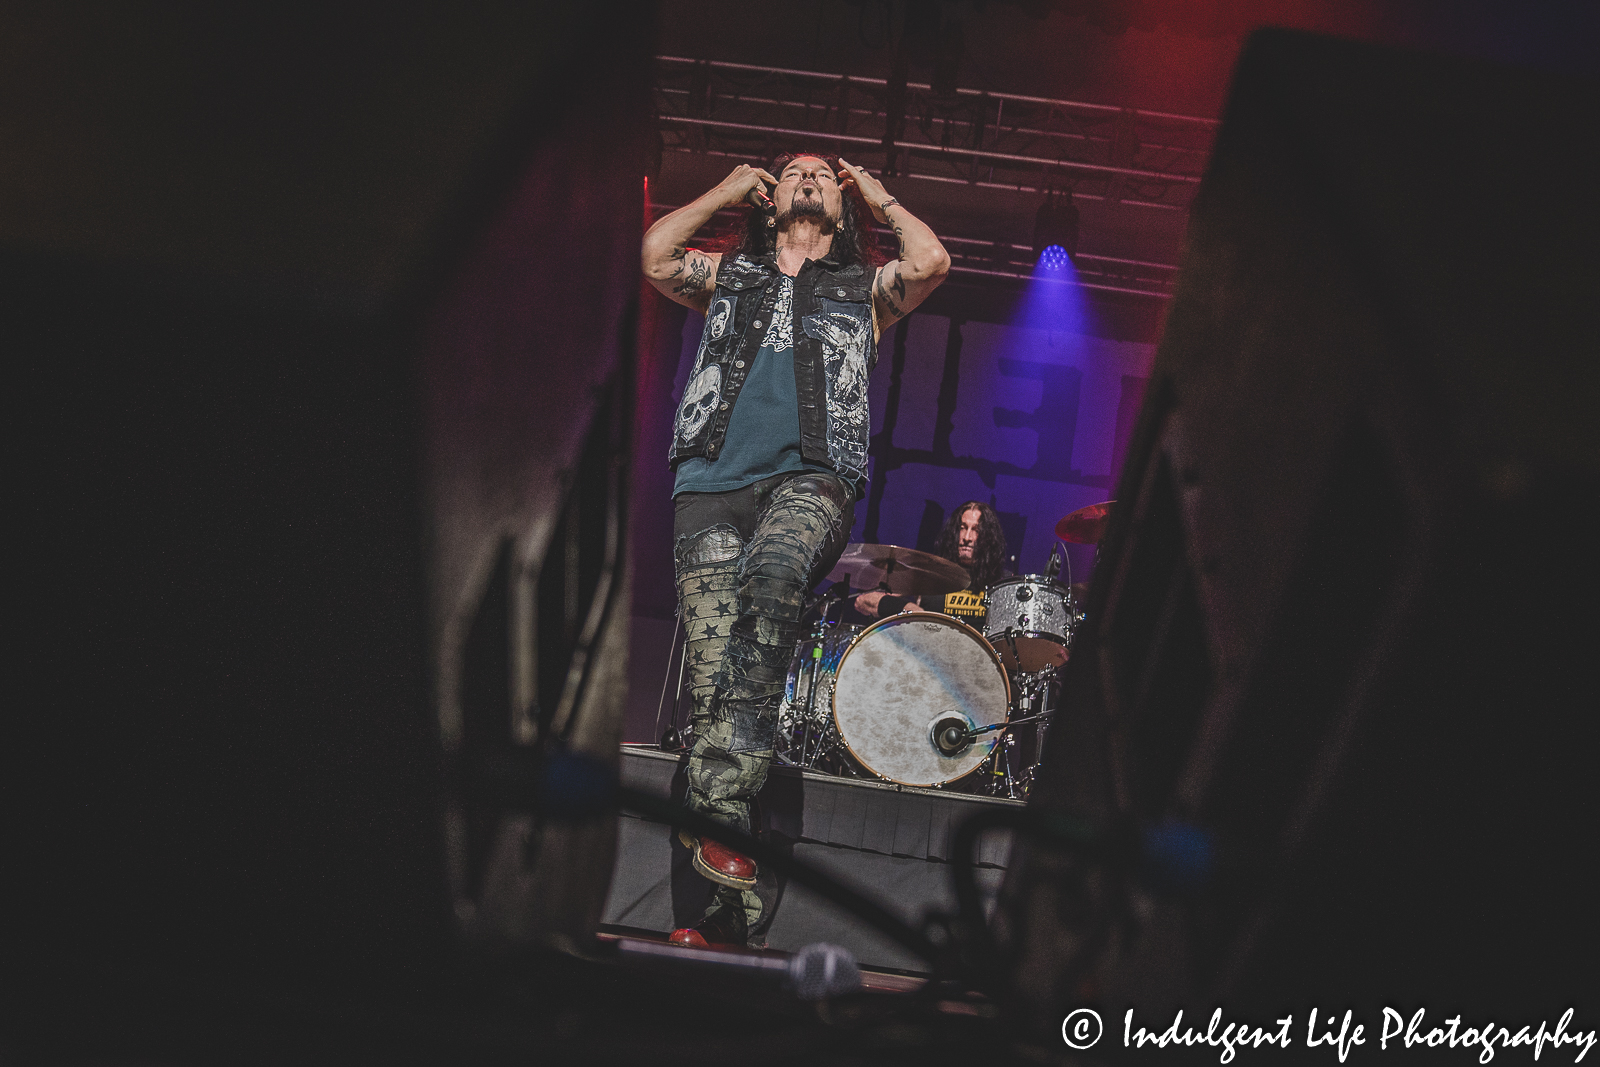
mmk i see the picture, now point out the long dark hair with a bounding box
[716,152,885,268]
[934,501,1008,591]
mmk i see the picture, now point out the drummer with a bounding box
[846,501,1009,624]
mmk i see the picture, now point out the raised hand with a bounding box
[714,164,779,210]
[837,158,893,223]
[644,164,783,311]
[836,159,951,333]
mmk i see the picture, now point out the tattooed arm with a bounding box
[837,158,951,335]
[642,163,776,312]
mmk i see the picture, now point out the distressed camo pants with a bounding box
[672,471,854,938]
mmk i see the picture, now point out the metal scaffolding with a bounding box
[654,56,1201,298]
[656,56,1214,211]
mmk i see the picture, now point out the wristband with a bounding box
[879,198,900,212]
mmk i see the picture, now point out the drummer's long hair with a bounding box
[935,502,1008,591]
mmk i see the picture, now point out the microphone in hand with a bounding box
[745,184,776,221]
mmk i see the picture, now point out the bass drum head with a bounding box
[832,613,1011,787]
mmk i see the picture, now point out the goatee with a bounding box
[777,194,836,233]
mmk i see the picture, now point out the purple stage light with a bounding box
[1031,190,1080,264]
[1019,243,1088,337]
[1037,244,1072,272]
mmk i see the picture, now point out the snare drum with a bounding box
[831,613,1011,787]
[984,574,1076,672]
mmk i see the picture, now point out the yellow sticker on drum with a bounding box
[941,589,987,625]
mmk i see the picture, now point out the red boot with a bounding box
[669,907,747,949]
[678,830,757,890]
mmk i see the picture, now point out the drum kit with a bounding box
[764,500,1116,799]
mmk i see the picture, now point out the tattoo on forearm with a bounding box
[875,265,905,321]
[673,255,711,299]
[894,225,906,260]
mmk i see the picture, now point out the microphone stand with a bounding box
[654,612,685,750]
[964,712,1050,738]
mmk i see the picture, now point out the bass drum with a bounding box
[832,613,1011,787]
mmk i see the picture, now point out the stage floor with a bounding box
[601,745,1021,973]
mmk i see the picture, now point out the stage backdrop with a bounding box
[626,293,1157,741]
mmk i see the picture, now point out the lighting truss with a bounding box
[655,55,1216,212]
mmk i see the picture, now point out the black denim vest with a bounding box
[669,252,876,493]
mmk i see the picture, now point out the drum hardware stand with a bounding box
[950,708,1045,796]
[1005,677,1036,799]
[1010,667,1060,799]
[1003,625,1034,796]
[1000,626,1022,672]
[791,582,849,769]
[797,612,827,768]
[1028,666,1060,796]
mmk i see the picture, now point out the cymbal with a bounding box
[825,543,970,596]
[1055,500,1114,544]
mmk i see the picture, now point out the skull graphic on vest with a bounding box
[706,297,733,341]
[677,364,723,443]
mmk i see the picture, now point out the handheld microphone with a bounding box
[745,185,776,216]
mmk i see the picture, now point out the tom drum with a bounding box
[983,574,1076,672]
